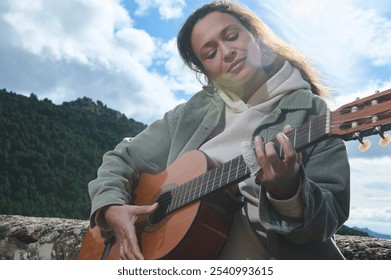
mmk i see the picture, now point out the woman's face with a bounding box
[191,11,265,95]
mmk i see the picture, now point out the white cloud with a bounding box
[0,0,187,124]
[345,156,391,234]
[133,0,186,20]
[157,38,204,95]
[3,0,132,64]
[255,0,391,93]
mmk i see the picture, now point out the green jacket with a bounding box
[88,88,350,259]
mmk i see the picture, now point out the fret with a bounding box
[212,166,222,191]
[230,157,239,182]
[187,178,193,203]
[184,180,192,205]
[206,168,214,194]
[182,182,189,205]
[199,172,206,199]
[294,122,309,149]
[176,182,185,208]
[196,173,205,197]
[167,113,330,213]
[178,185,185,209]
[235,156,240,180]
[189,177,197,202]
[204,169,212,195]
[284,115,328,152]
[169,188,177,213]
[181,183,189,208]
[167,189,174,213]
[230,157,242,183]
[236,156,243,177]
[192,175,199,201]
[209,169,215,192]
[224,161,230,184]
[311,114,327,146]
[236,156,248,178]
[172,184,181,210]
[218,164,225,191]
[227,160,233,185]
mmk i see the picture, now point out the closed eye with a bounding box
[227,33,239,41]
[206,49,217,60]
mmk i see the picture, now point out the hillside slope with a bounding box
[0,89,146,219]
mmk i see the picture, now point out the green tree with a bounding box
[0,89,146,219]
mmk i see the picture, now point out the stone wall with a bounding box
[1,215,390,260]
[0,215,88,260]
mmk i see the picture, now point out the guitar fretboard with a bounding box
[166,110,330,213]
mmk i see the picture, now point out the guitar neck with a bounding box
[167,110,330,213]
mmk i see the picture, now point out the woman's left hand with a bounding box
[254,125,302,199]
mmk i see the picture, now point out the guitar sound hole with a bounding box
[149,191,172,225]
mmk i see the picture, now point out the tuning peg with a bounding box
[358,139,371,152]
[353,132,371,152]
[373,126,391,147]
[379,134,391,147]
[379,133,391,147]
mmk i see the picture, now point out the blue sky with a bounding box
[1,0,391,235]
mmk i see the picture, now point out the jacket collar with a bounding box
[277,89,314,111]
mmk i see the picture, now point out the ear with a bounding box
[256,36,262,46]
[251,34,261,46]
[260,41,277,67]
[257,37,269,51]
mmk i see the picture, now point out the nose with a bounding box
[223,46,236,62]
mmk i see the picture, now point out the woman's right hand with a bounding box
[103,203,159,260]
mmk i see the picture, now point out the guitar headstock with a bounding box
[329,88,391,151]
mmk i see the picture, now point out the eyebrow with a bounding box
[200,24,239,51]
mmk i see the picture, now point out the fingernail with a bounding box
[255,136,263,143]
[277,132,288,140]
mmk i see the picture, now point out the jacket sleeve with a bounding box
[87,106,180,228]
[258,100,350,244]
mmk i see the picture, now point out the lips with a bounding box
[226,57,246,73]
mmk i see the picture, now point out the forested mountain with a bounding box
[0,89,146,219]
[337,225,371,237]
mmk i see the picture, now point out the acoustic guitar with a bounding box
[77,88,391,260]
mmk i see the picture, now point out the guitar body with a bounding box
[77,150,236,260]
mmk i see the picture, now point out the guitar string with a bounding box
[170,114,329,197]
[153,111,389,213]
[158,115,329,210]
[157,124,331,212]
[155,115,329,212]
[155,160,249,214]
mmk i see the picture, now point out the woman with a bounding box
[88,1,350,260]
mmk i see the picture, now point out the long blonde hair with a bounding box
[177,0,329,97]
